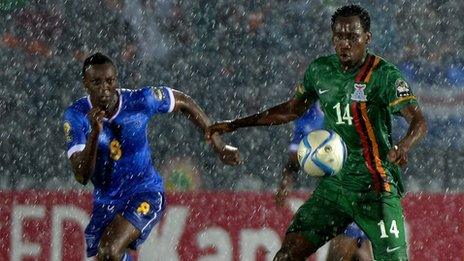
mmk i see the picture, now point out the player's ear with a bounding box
[365,31,372,45]
[82,76,89,89]
[82,76,93,93]
[331,28,336,45]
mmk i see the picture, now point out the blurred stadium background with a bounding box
[1,0,463,192]
[1,1,464,260]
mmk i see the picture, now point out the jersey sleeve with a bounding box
[144,85,175,116]
[381,67,418,115]
[63,108,88,159]
[295,64,317,100]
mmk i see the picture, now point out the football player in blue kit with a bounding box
[274,97,373,261]
[63,53,240,260]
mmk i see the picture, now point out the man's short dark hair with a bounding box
[82,52,115,77]
[331,4,370,32]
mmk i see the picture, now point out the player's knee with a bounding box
[273,249,290,261]
[273,248,306,261]
[97,244,124,261]
[274,233,315,261]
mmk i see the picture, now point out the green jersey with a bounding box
[296,53,417,193]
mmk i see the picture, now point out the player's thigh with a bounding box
[326,222,371,261]
[287,182,352,249]
[355,190,407,261]
[99,214,141,253]
[85,202,119,257]
[357,240,374,261]
[326,234,358,261]
[121,191,166,249]
[99,191,166,254]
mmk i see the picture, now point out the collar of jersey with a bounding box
[86,89,122,123]
[336,51,370,75]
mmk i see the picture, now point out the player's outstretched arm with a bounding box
[206,96,313,138]
[387,104,427,167]
[171,90,241,165]
[69,108,104,185]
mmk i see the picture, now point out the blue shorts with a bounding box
[344,222,368,246]
[85,191,165,257]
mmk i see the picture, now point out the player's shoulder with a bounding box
[313,54,338,65]
[118,87,139,101]
[116,87,148,111]
[372,53,401,75]
[121,84,173,109]
[121,85,172,99]
[307,54,338,72]
[64,96,90,118]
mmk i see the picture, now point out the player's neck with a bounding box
[105,92,120,118]
[341,52,368,72]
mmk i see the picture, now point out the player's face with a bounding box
[332,16,371,69]
[83,63,118,110]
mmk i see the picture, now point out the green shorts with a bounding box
[287,176,407,261]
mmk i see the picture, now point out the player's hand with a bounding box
[387,144,408,168]
[205,121,236,140]
[87,108,105,133]
[216,144,241,165]
[208,130,241,165]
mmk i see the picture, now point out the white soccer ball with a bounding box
[297,129,347,177]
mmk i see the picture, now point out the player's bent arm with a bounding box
[230,96,313,130]
[172,90,211,132]
[171,90,230,152]
[69,130,100,185]
[397,104,427,150]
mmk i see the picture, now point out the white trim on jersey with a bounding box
[166,87,175,113]
[86,95,91,108]
[67,144,86,158]
[141,192,164,232]
[86,89,123,122]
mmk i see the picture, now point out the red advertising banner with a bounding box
[0,191,462,261]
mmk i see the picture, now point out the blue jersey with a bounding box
[64,86,174,203]
[289,101,325,151]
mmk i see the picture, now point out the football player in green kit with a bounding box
[206,4,427,261]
